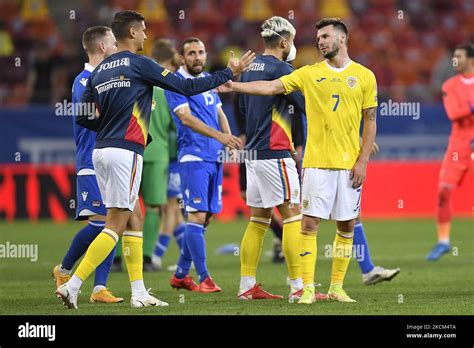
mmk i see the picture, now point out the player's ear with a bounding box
[129,26,136,39]
[179,54,185,65]
[98,42,105,54]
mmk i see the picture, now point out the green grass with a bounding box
[0,218,472,315]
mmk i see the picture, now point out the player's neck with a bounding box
[117,41,138,54]
[263,49,283,61]
[461,67,474,76]
[326,54,351,69]
[88,56,102,68]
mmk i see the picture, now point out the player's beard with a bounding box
[186,61,204,76]
[322,43,339,59]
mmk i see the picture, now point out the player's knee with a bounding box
[301,216,320,233]
[336,219,355,232]
[438,186,452,207]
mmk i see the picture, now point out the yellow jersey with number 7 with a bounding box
[280,60,377,170]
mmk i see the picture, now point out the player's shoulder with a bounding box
[350,61,376,78]
[73,69,90,90]
[441,74,459,90]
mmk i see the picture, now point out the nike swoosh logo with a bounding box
[299,252,312,257]
[316,78,326,82]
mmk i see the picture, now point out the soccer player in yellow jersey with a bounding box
[223,18,377,303]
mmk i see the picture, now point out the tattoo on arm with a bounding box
[364,107,376,122]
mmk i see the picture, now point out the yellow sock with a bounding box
[282,216,302,280]
[240,217,269,277]
[299,232,317,286]
[122,231,144,282]
[75,229,118,281]
[330,230,354,286]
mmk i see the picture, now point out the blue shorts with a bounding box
[179,161,222,214]
[167,160,182,199]
[75,174,107,220]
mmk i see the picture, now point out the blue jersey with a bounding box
[72,63,95,172]
[78,51,233,156]
[164,67,223,162]
[239,55,305,159]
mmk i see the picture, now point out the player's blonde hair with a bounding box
[261,16,296,47]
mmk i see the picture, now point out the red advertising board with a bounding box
[0,162,472,222]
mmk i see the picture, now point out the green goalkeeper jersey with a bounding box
[144,86,177,162]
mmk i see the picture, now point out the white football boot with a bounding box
[363,266,400,285]
[131,289,169,307]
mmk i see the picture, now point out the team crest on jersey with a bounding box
[151,99,156,111]
[302,199,309,209]
[347,76,357,88]
[193,198,202,204]
[92,200,101,207]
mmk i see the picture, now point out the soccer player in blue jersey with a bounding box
[166,37,239,293]
[52,26,123,304]
[55,11,253,309]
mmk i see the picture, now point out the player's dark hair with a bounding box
[111,10,145,41]
[315,18,349,43]
[82,26,112,54]
[455,42,474,58]
[180,37,203,55]
[152,39,176,63]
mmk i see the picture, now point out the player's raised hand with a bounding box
[350,159,367,189]
[227,50,256,76]
[217,133,242,149]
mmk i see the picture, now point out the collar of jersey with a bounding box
[84,63,94,72]
[324,59,352,73]
[178,66,205,79]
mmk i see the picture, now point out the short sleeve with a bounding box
[362,70,378,109]
[164,89,189,114]
[279,66,306,95]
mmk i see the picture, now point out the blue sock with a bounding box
[175,230,193,279]
[353,222,375,274]
[184,222,209,282]
[61,221,105,270]
[94,245,116,287]
[154,234,171,257]
[173,223,186,250]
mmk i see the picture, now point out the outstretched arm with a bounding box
[220,79,286,95]
[142,51,255,97]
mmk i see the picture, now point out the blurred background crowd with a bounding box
[0,0,473,106]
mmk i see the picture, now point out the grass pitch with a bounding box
[0,218,472,315]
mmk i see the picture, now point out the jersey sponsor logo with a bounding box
[161,69,170,77]
[97,57,130,73]
[81,191,88,201]
[79,78,88,86]
[95,75,131,94]
[347,76,357,88]
[316,77,326,82]
[330,77,342,83]
[299,251,312,257]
